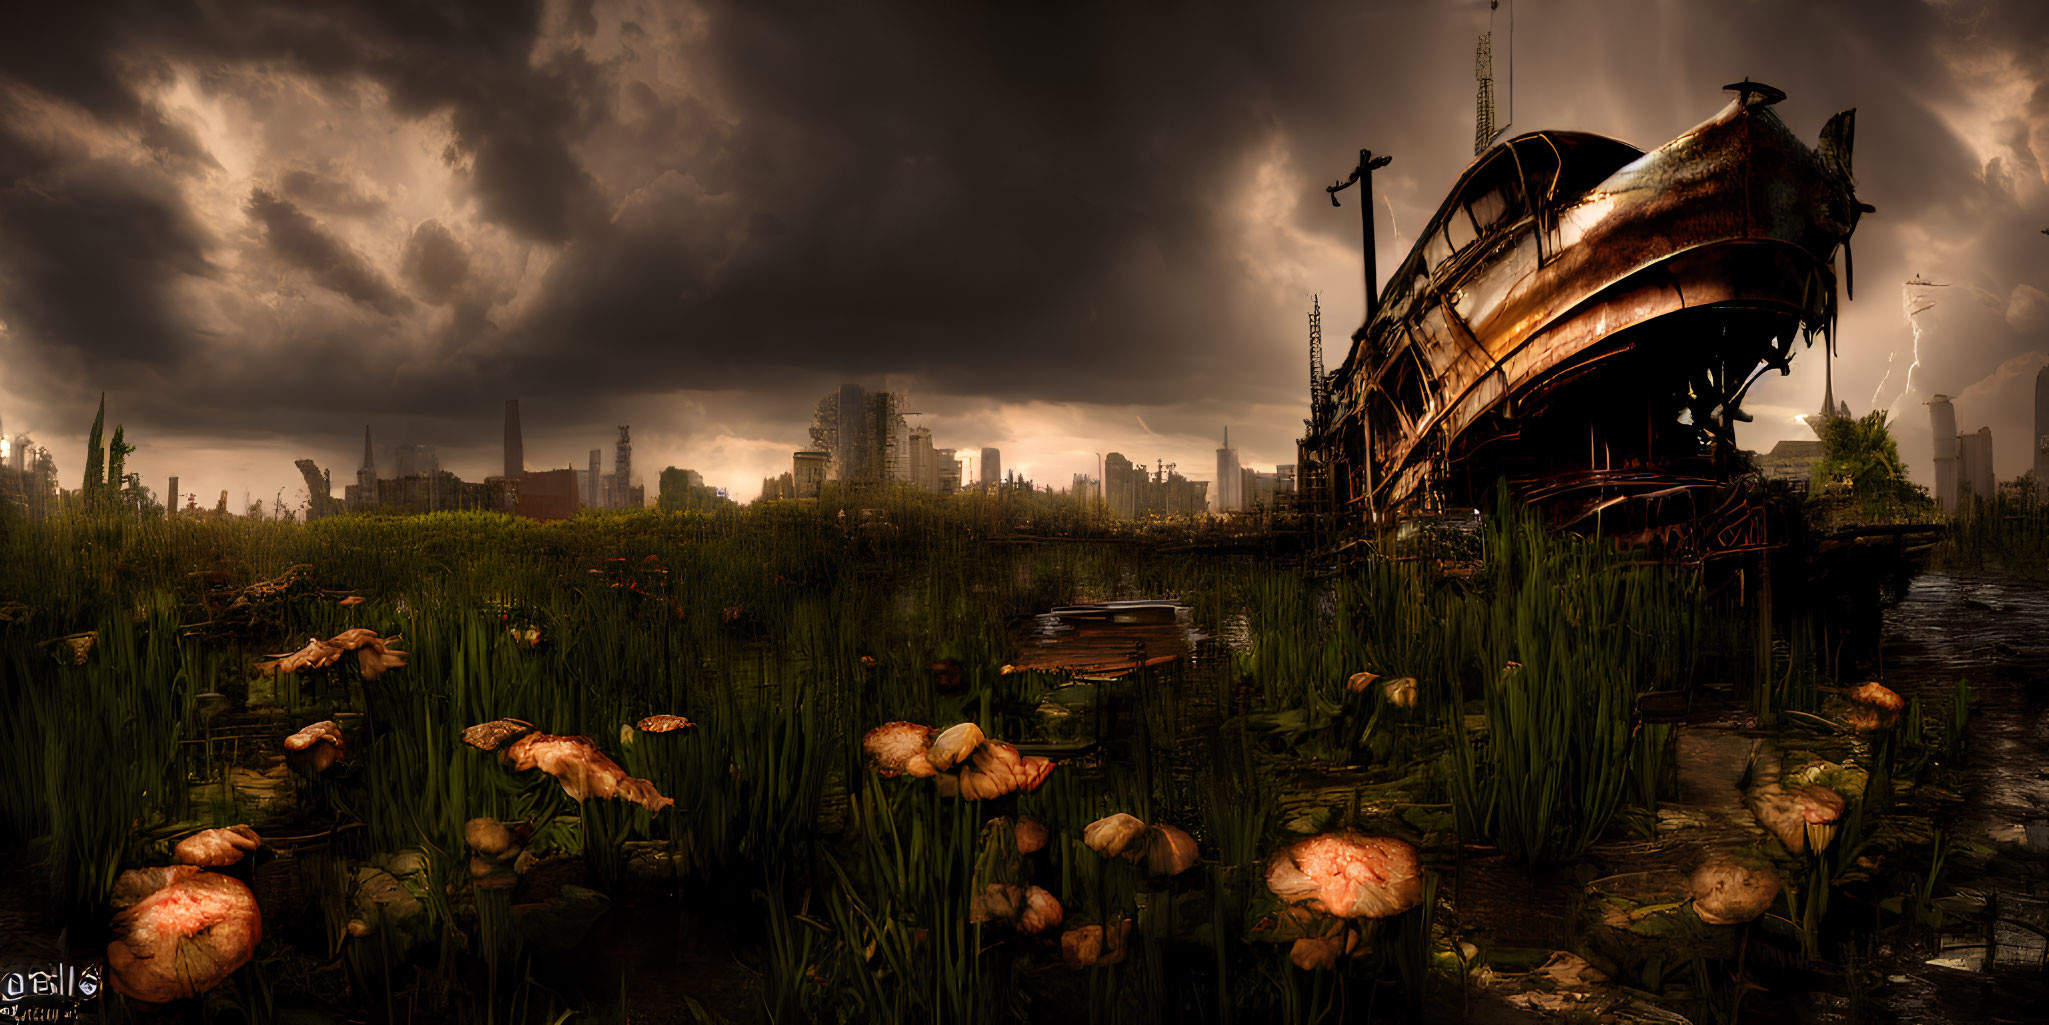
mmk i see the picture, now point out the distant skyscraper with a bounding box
[1928,395,1958,510]
[980,447,1001,487]
[837,382,868,481]
[1959,426,1995,503]
[357,426,377,502]
[934,447,960,494]
[2035,366,2049,497]
[908,427,936,491]
[588,449,602,507]
[1215,427,1241,513]
[504,400,524,478]
[793,450,829,499]
[613,426,635,508]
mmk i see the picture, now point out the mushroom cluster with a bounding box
[859,720,1054,799]
[284,720,347,776]
[256,628,408,680]
[1083,813,1200,876]
[105,865,262,1003]
[1745,783,1846,856]
[969,883,1064,935]
[463,718,674,813]
[1265,832,1423,921]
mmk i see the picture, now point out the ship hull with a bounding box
[1307,83,1866,545]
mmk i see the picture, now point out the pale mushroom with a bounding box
[1345,671,1380,693]
[255,636,342,675]
[1290,928,1364,970]
[1140,824,1200,876]
[904,752,939,778]
[283,721,346,775]
[1265,832,1424,920]
[1059,919,1134,969]
[1689,853,1783,925]
[465,817,519,860]
[356,635,409,681]
[1015,817,1049,855]
[502,733,674,812]
[1018,886,1063,935]
[927,722,985,772]
[106,866,262,1003]
[969,883,1024,924]
[326,628,382,651]
[174,825,261,868]
[462,718,537,751]
[956,741,1041,800]
[1083,814,1148,859]
[1745,783,1846,855]
[862,721,935,778]
[337,596,366,606]
[636,714,696,733]
[1380,676,1418,709]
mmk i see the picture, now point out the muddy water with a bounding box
[1868,570,2049,1023]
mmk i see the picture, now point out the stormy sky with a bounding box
[1,0,2046,507]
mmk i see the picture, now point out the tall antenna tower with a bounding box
[1307,295,1326,431]
[1474,30,1497,155]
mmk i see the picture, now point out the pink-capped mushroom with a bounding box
[1265,832,1423,920]
[284,720,346,776]
[502,733,673,812]
[956,741,1044,800]
[1746,783,1846,855]
[105,866,262,1003]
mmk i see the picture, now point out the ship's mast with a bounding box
[1308,295,1326,432]
[1475,28,1496,155]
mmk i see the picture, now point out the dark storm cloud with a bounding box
[0,124,213,366]
[280,169,385,217]
[401,220,471,305]
[1,0,2047,502]
[246,187,405,313]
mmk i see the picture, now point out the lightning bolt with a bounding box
[1383,193,1403,257]
[1870,351,1896,408]
[1889,278,1942,413]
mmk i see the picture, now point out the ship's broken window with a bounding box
[1368,394,1402,464]
[1444,207,1478,254]
[1424,225,1453,270]
[1382,349,1431,432]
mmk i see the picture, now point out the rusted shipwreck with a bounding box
[1300,81,1871,547]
